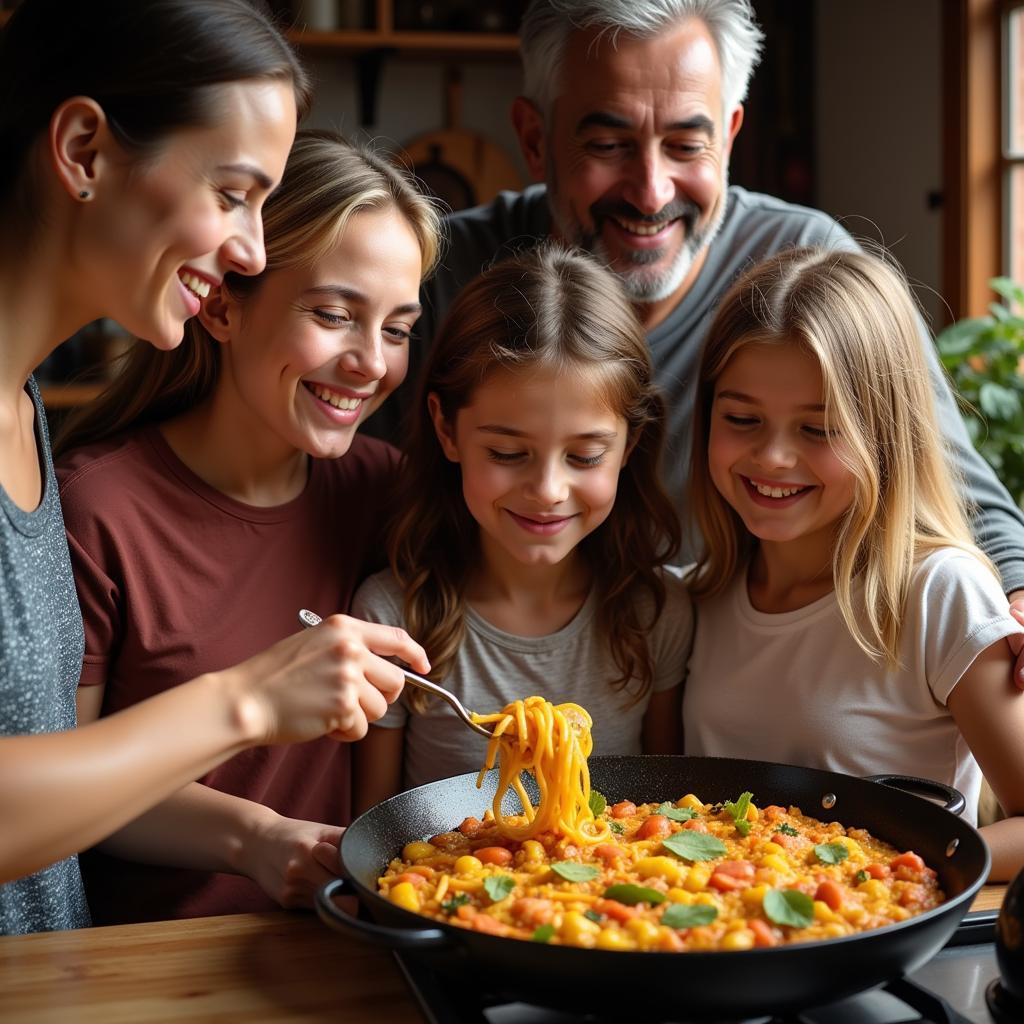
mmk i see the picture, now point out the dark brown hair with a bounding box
[390,243,681,708]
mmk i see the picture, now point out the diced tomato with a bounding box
[476,846,513,866]
[611,801,637,819]
[761,805,787,823]
[709,872,748,891]
[458,816,483,836]
[814,879,845,911]
[637,814,671,840]
[864,862,890,880]
[748,918,780,947]
[898,884,927,908]
[594,844,625,865]
[511,898,555,927]
[890,851,925,873]
[770,830,802,850]
[658,928,686,951]
[456,904,477,921]
[682,818,708,833]
[715,860,756,879]
[393,872,428,888]
[469,912,507,935]
[593,898,639,923]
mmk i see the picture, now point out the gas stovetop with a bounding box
[393,910,1015,1024]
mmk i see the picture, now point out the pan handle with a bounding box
[863,774,966,816]
[316,878,453,950]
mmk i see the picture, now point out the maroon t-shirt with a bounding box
[57,426,399,923]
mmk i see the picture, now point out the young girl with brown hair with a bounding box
[353,244,692,809]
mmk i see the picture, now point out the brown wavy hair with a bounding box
[53,130,442,456]
[688,245,993,664]
[390,243,681,711]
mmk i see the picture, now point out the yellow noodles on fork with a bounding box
[471,696,609,844]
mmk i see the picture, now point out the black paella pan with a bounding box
[316,755,989,1019]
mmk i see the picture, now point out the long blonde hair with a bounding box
[689,246,993,663]
[54,129,441,455]
[391,243,681,709]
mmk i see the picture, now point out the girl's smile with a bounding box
[709,340,856,563]
[431,365,629,574]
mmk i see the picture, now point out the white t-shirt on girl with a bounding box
[683,548,1023,826]
[354,567,693,790]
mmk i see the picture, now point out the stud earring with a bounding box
[78,190,90,200]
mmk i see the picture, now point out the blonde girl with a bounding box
[52,130,441,922]
[683,246,1024,880]
[353,244,692,810]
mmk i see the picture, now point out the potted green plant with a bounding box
[935,277,1024,507]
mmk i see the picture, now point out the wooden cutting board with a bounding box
[399,67,522,211]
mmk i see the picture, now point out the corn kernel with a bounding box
[745,803,759,822]
[521,840,545,863]
[823,922,849,938]
[389,881,420,912]
[560,910,600,947]
[635,856,685,885]
[684,863,712,891]
[857,879,888,900]
[759,854,789,872]
[626,918,661,947]
[678,794,703,811]
[813,900,839,923]
[761,841,784,856]
[402,841,436,862]
[454,855,483,877]
[596,927,633,951]
[721,928,756,950]
[666,888,693,904]
[741,884,768,905]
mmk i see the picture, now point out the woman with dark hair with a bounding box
[0,1,427,934]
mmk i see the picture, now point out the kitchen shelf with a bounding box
[288,28,518,57]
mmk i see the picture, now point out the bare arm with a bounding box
[352,725,405,817]
[642,685,683,754]
[1,614,426,884]
[76,677,344,909]
[947,639,1024,881]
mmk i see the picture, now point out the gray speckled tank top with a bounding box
[0,377,89,933]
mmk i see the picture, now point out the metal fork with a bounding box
[297,609,493,739]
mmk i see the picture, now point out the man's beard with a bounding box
[547,165,730,304]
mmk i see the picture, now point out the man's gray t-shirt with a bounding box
[0,377,90,934]
[368,184,1024,591]
[353,569,693,789]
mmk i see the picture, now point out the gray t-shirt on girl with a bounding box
[353,568,693,789]
[0,377,90,934]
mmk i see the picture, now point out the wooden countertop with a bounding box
[0,887,1007,1023]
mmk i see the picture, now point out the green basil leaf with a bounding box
[603,883,666,906]
[724,791,753,824]
[775,823,799,837]
[441,892,470,914]
[662,831,727,862]
[483,874,516,902]
[814,842,849,865]
[583,909,603,923]
[763,889,814,928]
[855,869,870,885]
[661,903,718,929]
[655,801,698,821]
[551,861,600,883]
[589,790,607,817]
[608,820,625,834]
[532,923,556,943]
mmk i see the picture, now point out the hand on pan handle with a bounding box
[223,613,429,745]
[238,812,346,910]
